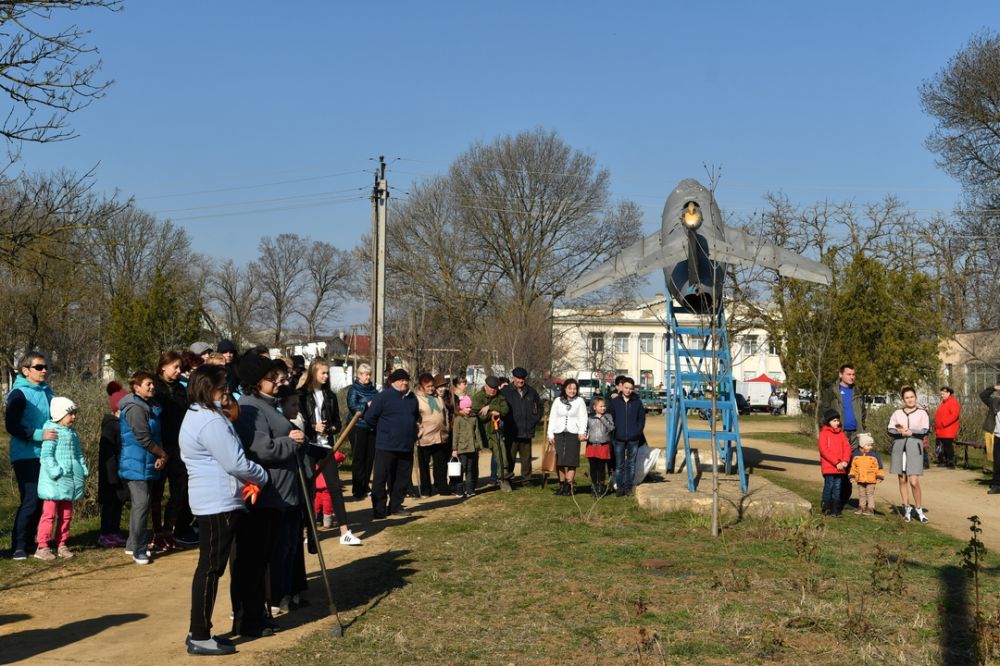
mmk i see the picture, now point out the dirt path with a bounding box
[3,417,1000,664]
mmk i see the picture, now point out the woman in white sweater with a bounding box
[887,385,930,523]
[546,379,589,496]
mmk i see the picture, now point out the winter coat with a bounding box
[235,393,301,509]
[118,394,163,482]
[888,407,930,452]
[934,395,961,439]
[364,386,420,453]
[416,392,449,446]
[299,384,342,443]
[348,379,379,430]
[819,381,866,431]
[153,376,188,456]
[980,387,1000,434]
[500,384,542,440]
[38,422,88,501]
[848,451,886,485]
[98,413,127,504]
[4,375,54,462]
[451,409,482,454]
[471,389,510,445]
[587,413,615,445]
[181,403,268,516]
[610,394,645,442]
[818,425,852,475]
[546,396,589,438]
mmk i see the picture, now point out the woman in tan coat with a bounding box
[415,373,452,496]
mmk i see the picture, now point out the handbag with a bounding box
[541,441,556,473]
[447,456,461,478]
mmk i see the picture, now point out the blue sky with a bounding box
[15,1,1000,325]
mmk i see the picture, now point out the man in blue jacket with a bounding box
[5,352,56,560]
[364,369,420,519]
[610,376,645,497]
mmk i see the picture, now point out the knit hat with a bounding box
[857,432,875,448]
[822,409,840,426]
[190,341,213,355]
[388,368,410,383]
[484,376,500,389]
[50,396,78,422]
[239,351,273,388]
[217,339,238,354]
[107,380,129,412]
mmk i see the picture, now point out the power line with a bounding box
[151,186,368,214]
[135,169,370,201]
[165,195,368,222]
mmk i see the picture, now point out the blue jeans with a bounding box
[822,474,843,507]
[12,459,42,552]
[613,440,640,492]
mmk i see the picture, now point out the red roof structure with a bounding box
[747,373,781,386]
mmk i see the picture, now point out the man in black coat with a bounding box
[501,367,543,487]
[364,369,420,518]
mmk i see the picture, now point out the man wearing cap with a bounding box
[5,352,56,560]
[472,376,511,492]
[364,369,420,518]
[501,367,542,486]
[190,342,213,363]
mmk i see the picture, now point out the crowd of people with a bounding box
[7,348,1000,655]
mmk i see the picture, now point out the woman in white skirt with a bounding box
[887,386,930,523]
[546,379,589,496]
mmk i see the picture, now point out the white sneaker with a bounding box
[903,505,912,522]
[915,507,928,523]
[339,530,362,546]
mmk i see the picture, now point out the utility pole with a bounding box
[370,156,388,386]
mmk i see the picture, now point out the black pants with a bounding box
[310,448,349,526]
[371,449,413,516]
[100,495,125,536]
[588,458,609,487]
[230,507,278,635]
[506,437,533,480]
[992,435,1000,487]
[150,457,193,536]
[11,459,42,552]
[350,427,376,498]
[417,443,451,495]
[937,437,955,465]
[190,511,241,641]
[458,452,477,494]
[269,506,300,604]
[840,430,858,505]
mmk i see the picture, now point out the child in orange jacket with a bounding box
[848,434,885,516]
[818,409,852,517]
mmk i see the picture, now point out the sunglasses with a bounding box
[28,364,47,371]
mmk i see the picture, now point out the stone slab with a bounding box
[635,471,812,519]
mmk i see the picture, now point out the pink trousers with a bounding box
[37,500,73,548]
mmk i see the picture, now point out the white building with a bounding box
[553,296,785,389]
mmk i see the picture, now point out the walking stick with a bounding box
[296,453,345,637]
[315,412,362,476]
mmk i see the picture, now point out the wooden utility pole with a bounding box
[370,156,388,386]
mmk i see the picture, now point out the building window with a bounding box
[743,371,756,381]
[768,339,779,356]
[589,333,604,353]
[966,362,999,396]
[615,368,629,380]
[742,336,758,356]
[614,334,629,354]
[639,333,655,354]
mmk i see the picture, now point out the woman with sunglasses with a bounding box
[230,352,304,638]
[5,352,56,560]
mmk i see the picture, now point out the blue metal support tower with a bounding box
[664,299,747,493]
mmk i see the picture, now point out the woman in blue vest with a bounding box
[5,352,56,560]
[119,370,168,565]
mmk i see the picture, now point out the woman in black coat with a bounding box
[98,383,130,548]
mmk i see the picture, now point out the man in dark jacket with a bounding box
[982,383,1000,494]
[364,369,420,518]
[819,363,866,507]
[501,367,542,486]
[610,377,645,497]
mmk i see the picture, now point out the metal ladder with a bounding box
[664,299,747,493]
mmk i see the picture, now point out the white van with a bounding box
[575,371,604,402]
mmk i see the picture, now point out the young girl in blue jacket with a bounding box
[35,397,88,560]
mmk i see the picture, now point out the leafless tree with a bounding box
[296,240,353,339]
[251,233,306,346]
[203,259,260,347]
[0,1,119,155]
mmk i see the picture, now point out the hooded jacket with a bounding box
[818,424,852,475]
[610,393,646,442]
[38,421,89,501]
[934,395,961,439]
[4,375,54,462]
[235,392,301,509]
[118,393,163,482]
[153,376,188,456]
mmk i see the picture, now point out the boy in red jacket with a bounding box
[934,386,960,468]
[818,409,852,517]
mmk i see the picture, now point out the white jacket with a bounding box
[547,397,589,438]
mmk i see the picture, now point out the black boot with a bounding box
[820,501,829,515]
[830,501,842,518]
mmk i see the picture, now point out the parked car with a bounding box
[735,392,751,416]
[639,389,664,414]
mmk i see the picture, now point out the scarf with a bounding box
[426,394,441,413]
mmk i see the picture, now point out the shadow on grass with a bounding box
[938,564,978,665]
[0,613,146,664]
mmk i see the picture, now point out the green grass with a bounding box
[267,483,1000,665]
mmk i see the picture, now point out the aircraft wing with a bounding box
[707,226,832,285]
[567,229,686,299]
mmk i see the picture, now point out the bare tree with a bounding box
[0,1,119,153]
[204,259,260,346]
[296,240,353,339]
[251,233,306,346]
